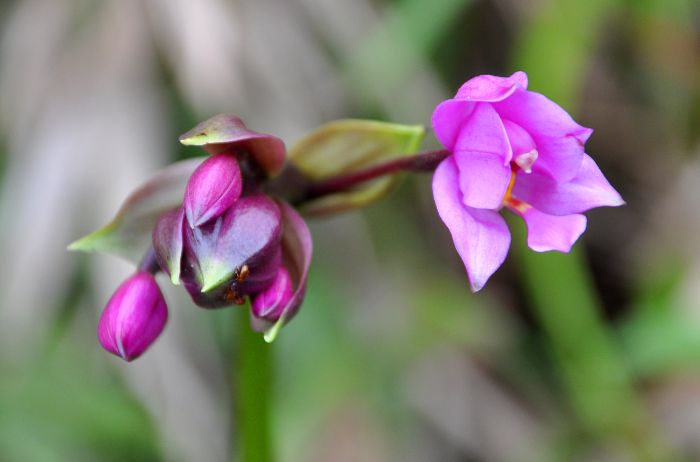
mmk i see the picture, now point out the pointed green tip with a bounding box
[178,136,201,146]
[263,318,285,343]
[198,261,231,293]
[200,280,219,293]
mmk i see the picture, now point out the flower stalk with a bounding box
[235,307,273,462]
[274,149,449,207]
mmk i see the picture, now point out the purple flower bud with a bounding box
[251,266,294,322]
[184,153,242,228]
[97,272,168,361]
[180,195,283,307]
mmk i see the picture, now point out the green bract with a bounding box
[289,119,425,216]
[68,159,201,262]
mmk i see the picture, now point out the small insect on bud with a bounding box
[97,272,168,362]
[184,153,243,229]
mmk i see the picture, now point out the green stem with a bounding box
[235,308,273,462]
[510,220,672,460]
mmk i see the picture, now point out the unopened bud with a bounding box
[251,267,294,322]
[181,195,282,305]
[184,153,242,228]
[97,272,168,361]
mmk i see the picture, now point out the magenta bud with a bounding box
[184,153,242,228]
[97,272,168,361]
[251,266,294,322]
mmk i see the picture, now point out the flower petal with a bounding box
[494,90,591,182]
[453,103,512,161]
[433,101,512,162]
[431,99,477,152]
[432,158,511,292]
[454,151,512,209]
[513,207,587,253]
[454,71,529,102]
[252,200,313,342]
[512,154,625,216]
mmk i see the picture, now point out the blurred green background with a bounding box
[1,0,699,461]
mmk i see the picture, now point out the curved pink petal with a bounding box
[454,151,512,209]
[433,158,511,292]
[513,207,587,252]
[433,101,512,164]
[452,103,512,162]
[432,99,477,152]
[454,71,529,102]
[512,154,625,216]
[494,90,592,182]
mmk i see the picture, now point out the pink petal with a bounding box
[512,154,625,216]
[431,99,477,152]
[494,90,592,182]
[452,102,512,162]
[454,151,512,209]
[432,158,511,292]
[432,101,512,162]
[454,71,529,102]
[513,207,587,253]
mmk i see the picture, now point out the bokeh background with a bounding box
[1,0,699,461]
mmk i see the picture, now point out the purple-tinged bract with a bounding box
[432,71,624,291]
[153,207,185,284]
[184,153,242,228]
[97,272,168,361]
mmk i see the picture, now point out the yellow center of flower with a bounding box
[502,164,531,213]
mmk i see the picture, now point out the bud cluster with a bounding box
[96,116,313,361]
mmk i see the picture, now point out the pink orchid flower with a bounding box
[432,71,624,291]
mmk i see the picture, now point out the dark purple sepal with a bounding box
[179,114,286,178]
[182,195,283,298]
[153,207,186,285]
[184,153,243,228]
[250,200,313,342]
